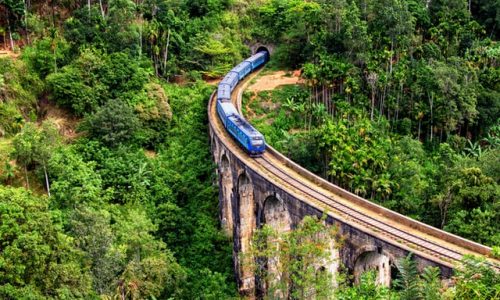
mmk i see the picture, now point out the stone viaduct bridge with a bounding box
[208,46,498,296]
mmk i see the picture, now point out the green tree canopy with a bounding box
[0,186,92,299]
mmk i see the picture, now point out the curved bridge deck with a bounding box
[208,68,499,283]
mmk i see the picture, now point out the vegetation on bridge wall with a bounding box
[247,216,499,299]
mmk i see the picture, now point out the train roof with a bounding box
[228,114,263,138]
[221,71,239,85]
[245,51,267,63]
[217,83,231,100]
[232,61,251,73]
[219,102,238,116]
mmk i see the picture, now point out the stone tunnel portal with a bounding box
[251,43,274,56]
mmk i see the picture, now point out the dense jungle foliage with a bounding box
[0,0,498,299]
[240,0,500,250]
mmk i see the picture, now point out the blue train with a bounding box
[216,51,269,156]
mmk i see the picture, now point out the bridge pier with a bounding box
[219,153,234,236]
[260,194,291,297]
[236,172,256,295]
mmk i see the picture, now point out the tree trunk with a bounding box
[322,85,326,112]
[162,28,170,73]
[370,91,375,121]
[429,93,433,142]
[24,165,30,190]
[309,113,312,131]
[51,0,56,27]
[44,165,51,197]
[440,190,452,229]
[7,16,15,51]
[24,0,30,44]
[99,0,105,18]
[309,86,312,130]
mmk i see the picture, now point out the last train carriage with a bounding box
[216,51,268,156]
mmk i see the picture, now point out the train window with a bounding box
[251,138,263,146]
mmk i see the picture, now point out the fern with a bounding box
[420,267,442,300]
[394,253,420,300]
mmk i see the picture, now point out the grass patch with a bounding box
[0,138,12,163]
[258,66,277,75]
[244,85,311,146]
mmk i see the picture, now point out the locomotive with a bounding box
[216,51,268,156]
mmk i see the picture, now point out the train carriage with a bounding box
[217,83,231,102]
[220,71,239,91]
[216,101,238,127]
[245,52,268,70]
[231,61,252,80]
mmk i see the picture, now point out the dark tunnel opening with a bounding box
[256,46,270,57]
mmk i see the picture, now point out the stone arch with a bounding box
[251,43,274,55]
[260,195,292,296]
[237,172,256,294]
[262,195,291,232]
[303,217,340,290]
[211,136,218,159]
[353,246,395,287]
[219,153,233,235]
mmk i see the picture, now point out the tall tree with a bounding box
[11,122,36,189]
[11,121,60,195]
[0,186,93,298]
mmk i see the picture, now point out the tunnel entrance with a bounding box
[256,46,270,56]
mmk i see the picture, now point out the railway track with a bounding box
[209,66,500,272]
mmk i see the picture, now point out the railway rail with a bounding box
[209,66,500,272]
